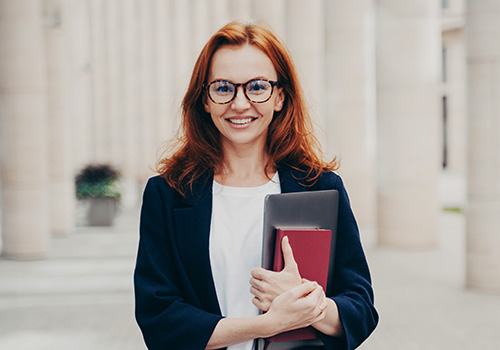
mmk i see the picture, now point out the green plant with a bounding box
[443,207,463,214]
[75,164,122,199]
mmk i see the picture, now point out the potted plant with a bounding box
[75,164,122,226]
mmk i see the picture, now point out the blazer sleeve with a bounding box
[318,174,378,350]
[134,177,223,350]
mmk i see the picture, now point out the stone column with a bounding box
[121,0,143,205]
[441,0,467,175]
[376,0,441,248]
[251,0,287,40]
[325,0,377,232]
[88,0,109,164]
[106,0,124,168]
[229,0,251,21]
[122,0,139,180]
[192,0,211,54]
[44,0,74,236]
[138,0,157,180]
[208,0,229,33]
[154,0,175,144]
[68,0,93,170]
[286,0,327,136]
[0,0,50,258]
[441,29,466,175]
[171,0,193,116]
[465,0,500,292]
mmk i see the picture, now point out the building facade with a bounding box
[1,0,498,291]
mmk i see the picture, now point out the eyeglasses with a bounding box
[204,79,278,105]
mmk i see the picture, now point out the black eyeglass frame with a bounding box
[204,78,279,105]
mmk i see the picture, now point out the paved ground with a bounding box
[1,173,499,349]
[0,203,144,350]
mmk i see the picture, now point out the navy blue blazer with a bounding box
[134,166,378,350]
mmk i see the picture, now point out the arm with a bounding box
[134,178,222,349]
[207,281,327,349]
[323,175,378,349]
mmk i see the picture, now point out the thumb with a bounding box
[281,236,298,271]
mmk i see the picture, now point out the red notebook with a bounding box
[266,228,332,343]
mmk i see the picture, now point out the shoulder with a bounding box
[143,174,213,204]
[301,170,347,194]
[142,175,178,206]
[312,171,342,190]
[278,164,345,192]
[313,171,351,201]
[144,175,174,194]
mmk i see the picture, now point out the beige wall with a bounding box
[465,0,500,292]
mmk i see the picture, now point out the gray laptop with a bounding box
[261,190,339,286]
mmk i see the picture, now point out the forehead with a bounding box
[208,44,277,82]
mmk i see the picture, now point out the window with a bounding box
[442,96,448,169]
[442,46,448,82]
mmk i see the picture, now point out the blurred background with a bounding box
[1,0,499,349]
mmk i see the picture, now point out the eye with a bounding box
[246,80,270,94]
[212,81,234,95]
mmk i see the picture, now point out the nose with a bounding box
[231,86,251,110]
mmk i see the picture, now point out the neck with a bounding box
[215,142,275,187]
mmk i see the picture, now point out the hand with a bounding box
[250,236,302,311]
[264,281,328,334]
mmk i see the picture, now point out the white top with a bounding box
[210,173,281,350]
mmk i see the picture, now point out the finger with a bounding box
[252,296,261,308]
[313,307,327,323]
[252,297,270,312]
[318,300,329,314]
[250,267,268,280]
[315,298,329,321]
[286,281,317,300]
[249,276,264,290]
[281,236,298,271]
[310,284,325,302]
[297,284,324,310]
[297,289,326,323]
[250,286,260,297]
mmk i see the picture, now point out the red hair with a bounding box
[157,21,338,195]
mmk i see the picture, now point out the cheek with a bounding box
[208,104,228,123]
[262,105,278,119]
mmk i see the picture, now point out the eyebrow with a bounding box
[208,77,275,84]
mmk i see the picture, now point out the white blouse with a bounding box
[209,173,281,350]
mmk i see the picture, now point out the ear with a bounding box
[274,88,285,112]
[203,94,211,114]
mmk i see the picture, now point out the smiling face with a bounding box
[204,44,284,153]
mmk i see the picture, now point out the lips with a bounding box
[227,117,256,125]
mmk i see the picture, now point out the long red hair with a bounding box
[157,21,338,195]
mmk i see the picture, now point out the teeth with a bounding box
[229,118,253,125]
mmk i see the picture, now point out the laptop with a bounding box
[261,190,339,284]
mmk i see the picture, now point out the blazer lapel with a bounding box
[278,165,309,194]
[172,176,222,315]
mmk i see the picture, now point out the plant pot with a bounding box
[86,197,119,226]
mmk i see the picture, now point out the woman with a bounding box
[134,21,378,350]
